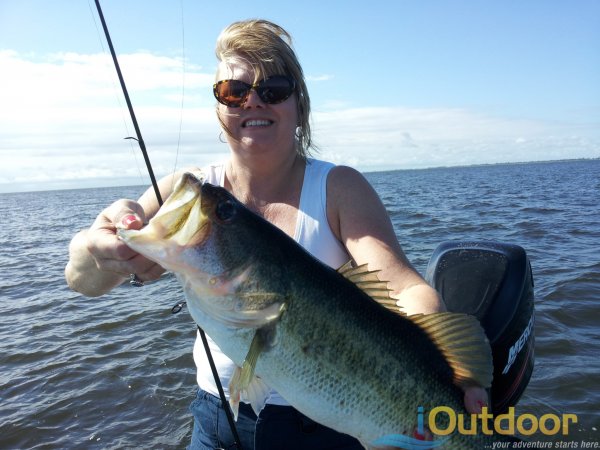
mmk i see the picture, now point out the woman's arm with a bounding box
[327,165,444,315]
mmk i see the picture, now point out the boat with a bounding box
[425,241,535,413]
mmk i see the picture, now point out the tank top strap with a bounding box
[295,158,350,269]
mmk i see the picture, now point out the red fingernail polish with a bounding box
[123,215,137,226]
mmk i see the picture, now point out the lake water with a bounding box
[1,159,598,448]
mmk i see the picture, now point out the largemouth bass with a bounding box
[119,173,520,449]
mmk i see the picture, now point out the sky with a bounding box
[0,0,599,193]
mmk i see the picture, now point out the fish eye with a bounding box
[215,199,236,222]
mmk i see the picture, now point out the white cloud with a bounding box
[0,50,598,193]
[0,50,225,192]
[306,74,334,82]
[311,107,600,170]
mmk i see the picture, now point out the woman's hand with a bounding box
[87,199,164,280]
[65,199,165,296]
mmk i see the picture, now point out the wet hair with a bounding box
[215,19,314,157]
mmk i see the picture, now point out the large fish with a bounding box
[119,172,518,449]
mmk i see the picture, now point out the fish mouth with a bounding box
[117,172,210,268]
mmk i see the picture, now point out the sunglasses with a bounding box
[213,75,296,107]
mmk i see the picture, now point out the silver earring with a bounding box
[295,126,302,141]
[219,131,227,143]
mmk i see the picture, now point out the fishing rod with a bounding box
[93,2,243,448]
[93,0,162,206]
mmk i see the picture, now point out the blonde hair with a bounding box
[215,19,314,157]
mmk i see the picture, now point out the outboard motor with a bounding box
[425,241,535,414]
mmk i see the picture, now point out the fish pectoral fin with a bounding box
[235,293,288,326]
[238,330,264,384]
[229,386,241,421]
[410,312,494,389]
[239,291,283,301]
[211,297,286,329]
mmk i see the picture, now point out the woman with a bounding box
[66,19,486,450]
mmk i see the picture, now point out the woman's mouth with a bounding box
[242,119,273,128]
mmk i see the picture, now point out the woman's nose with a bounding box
[242,89,265,108]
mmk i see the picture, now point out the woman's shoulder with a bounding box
[306,158,366,190]
[327,165,372,197]
[325,164,381,231]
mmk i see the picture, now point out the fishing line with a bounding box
[86,0,146,185]
[170,0,186,192]
[93,0,162,204]
[92,2,243,448]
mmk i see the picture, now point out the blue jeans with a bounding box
[189,389,363,450]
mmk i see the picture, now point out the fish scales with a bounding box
[256,267,461,436]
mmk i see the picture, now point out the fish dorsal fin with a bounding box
[409,312,493,389]
[337,261,401,314]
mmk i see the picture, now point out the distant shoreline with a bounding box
[367,157,600,175]
[2,157,598,195]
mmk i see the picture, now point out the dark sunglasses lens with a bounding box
[215,80,250,106]
[214,76,294,106]
[257,76,294,104]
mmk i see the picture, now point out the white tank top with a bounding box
[192,158,350,405]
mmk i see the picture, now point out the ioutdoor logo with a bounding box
[371,406,578,450]
[425,406,577,436]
